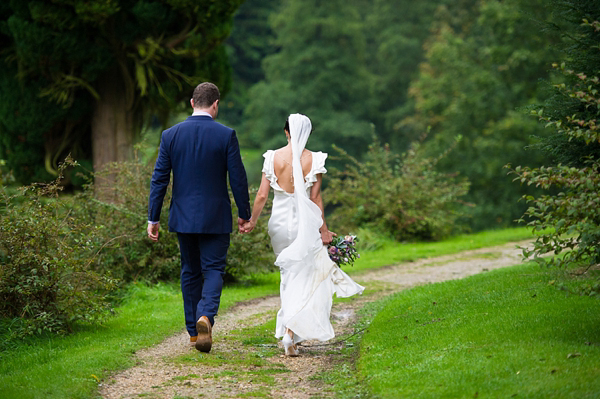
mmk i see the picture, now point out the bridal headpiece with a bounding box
[274,114,323,274]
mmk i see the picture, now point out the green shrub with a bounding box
[508,45,600,278]
[0,151,275,339]
[0,159,15,186]
[76,151,275,282]
[75,154,181,282]
[325,136,470,241]
[0,157,116,336]
[226,187,276,280]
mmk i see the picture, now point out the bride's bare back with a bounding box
[273,147,312,193]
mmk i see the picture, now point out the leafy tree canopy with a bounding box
[0,0,243,184]
[533,0,600,165]
[241,0,375,159]
[400,0,562,230]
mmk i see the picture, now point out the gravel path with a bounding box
[98,240,529,399]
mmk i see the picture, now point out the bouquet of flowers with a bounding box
[328,234,360,268]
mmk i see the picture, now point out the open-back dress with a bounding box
[262,142,364,343]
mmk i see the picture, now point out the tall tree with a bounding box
[240,0,453,154]
[219,0,280,141]
[533,0,600,165]
[401,0,561,230]
[363,0,460,149]
[509,0,600,272]
[0,0,242,184]
[242,0,375,159]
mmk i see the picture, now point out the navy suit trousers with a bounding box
[177,233,230,335]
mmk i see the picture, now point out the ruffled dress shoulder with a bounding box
[262,150,328,191]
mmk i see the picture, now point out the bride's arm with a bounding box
[247,173,271,231]
[309,174,334,245]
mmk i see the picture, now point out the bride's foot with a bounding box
[282,331,299,357]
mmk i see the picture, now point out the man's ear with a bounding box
[190,98,195,108]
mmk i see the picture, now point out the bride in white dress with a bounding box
[245,113,364,356]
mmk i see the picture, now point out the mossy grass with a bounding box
[0,227,537,398]
[172,313,281,368]
[354,263,600,398]
[169,315,285,398]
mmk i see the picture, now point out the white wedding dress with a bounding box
[262,114,364,343]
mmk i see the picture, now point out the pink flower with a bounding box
[329,246,337,255]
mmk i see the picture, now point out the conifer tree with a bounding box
[509,0,600,273]
[242,0,374,157]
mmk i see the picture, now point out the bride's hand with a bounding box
[321,229,336,245]
[244,220,255,233]
[238,218,255,234]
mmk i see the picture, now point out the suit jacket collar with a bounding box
[187,115,214,121]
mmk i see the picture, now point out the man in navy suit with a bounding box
[147,82,252,352]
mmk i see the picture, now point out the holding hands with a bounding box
[238,217,254,234]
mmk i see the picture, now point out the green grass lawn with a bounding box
[0,227,536,398]
[356,263,600,398]
[0,278,279,399]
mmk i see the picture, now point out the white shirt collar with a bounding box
[192,110,213,118]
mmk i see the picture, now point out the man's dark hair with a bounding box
[192,82,220,108]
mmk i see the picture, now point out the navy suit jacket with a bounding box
[148,115,251,234]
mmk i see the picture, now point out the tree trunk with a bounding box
[91,70,135,201]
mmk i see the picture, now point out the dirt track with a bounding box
[99,240,529,399]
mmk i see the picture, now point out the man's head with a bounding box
[191,82,220,117]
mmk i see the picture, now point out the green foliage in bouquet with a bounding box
[326,135,470,242]
[328,235,359,268]
[0,157,117,336]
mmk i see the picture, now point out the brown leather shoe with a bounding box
[195,316,212,353]
[189,336,197,347]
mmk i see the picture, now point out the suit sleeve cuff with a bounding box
[148,220,160,225]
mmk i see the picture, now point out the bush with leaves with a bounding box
[325,135,470,242]
[225,187,276,280]
[508,60,600,273]
[76,151,274,282]
[0,157,117,336]
[75,154,181,282]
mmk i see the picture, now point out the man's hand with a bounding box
[243,220,255,233]
[320,229,336,245]
[238,217,255,234]
[148,222,160,242]
[238,217,250,234]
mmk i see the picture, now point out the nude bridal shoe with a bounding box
[282,333,299,357]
